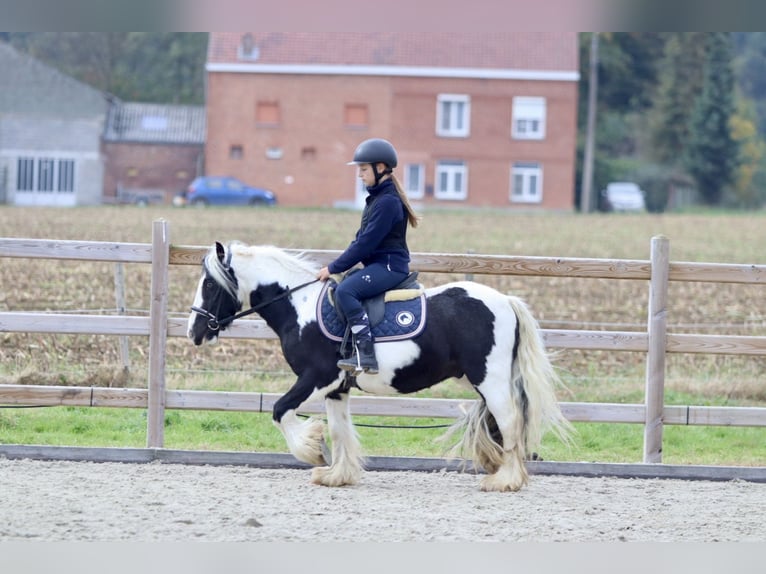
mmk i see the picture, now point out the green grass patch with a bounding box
[2,406,765,467]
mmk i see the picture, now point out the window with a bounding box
[58,159,75,192]
[436,94,470,137]
[344,104,368,128]
[511,162,543,203]
[18,157,76,193]
[239,33,260,60]
[225,179,244,191]
[404,163,425,199]
[141,116,168,131]
[512,97,546,140]
[435,160,467,200]
[17,158,34,191]
[229,145,243,159]
[256,101,280,125]
[38,158,55,192]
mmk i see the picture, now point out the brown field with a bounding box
[1,205,765,406]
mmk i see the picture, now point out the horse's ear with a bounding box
[215,241,226,264]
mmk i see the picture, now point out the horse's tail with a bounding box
[441,295,571,473]
[506,295,572,453]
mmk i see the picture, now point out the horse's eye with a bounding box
[203,279,216,291]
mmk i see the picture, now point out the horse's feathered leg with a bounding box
[476,296,571,492]
[276,411,327,466]
[312,390,364,487]
[451,295,571,492]
[477,367,529,492]
[273,374,336,467]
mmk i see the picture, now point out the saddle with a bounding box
[316,271,427,343]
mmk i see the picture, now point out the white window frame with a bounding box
[512,96,546,140]
[510,162,543,204]
[436,94,470,138]
[435,160,468,201]
[58,159,75,192]
[16,157,35,192]
[404,163,425,199]
[17,156,75,194]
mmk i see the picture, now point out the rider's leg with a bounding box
[334,263,406,374]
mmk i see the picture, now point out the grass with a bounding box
[2,406,766,467]
[1,205,766,466]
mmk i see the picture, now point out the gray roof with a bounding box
[0,42,108,118]
[103,102,206,144]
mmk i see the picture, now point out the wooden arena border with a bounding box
[1,219,766,481]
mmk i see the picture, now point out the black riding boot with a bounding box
[337,318,378,374]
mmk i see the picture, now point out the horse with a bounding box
[187,241,571,492]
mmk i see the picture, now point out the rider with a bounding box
[317,138,420,374]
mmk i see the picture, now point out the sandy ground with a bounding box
[1,457,765,542]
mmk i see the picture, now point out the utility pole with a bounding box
[580,32,599,213]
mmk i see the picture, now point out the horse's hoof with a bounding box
[480,477,523,493]
[311,465,359,487]
[480,467,528,492]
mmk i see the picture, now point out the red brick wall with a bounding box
[205,72,577,210]
[102,142,203,203]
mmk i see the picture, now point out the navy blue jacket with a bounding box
[328,179,410,274]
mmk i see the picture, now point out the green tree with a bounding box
[575,33,667,208]
[684,33,739,205]
[733,32,766,137]
[2,32,207,105]
[650,33,707,164]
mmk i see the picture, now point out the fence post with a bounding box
[147,219,170,448]
[643,235,669,463]
[113,262,131,373]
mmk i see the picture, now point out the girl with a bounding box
[317,138,420,374]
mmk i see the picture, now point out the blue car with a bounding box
[182,176,277,206]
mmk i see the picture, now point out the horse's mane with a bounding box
[204,242,319,298]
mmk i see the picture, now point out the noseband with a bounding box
[191,278,320,332]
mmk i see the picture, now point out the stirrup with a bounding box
[337,354,364,374]
[337,353,378,375]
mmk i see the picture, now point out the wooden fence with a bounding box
[1,219,766,469]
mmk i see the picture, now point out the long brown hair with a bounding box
[391,173,421,228]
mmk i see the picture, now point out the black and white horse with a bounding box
[188,241,571,492]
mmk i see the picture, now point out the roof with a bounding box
[207,32,579,80]
[103,102,206,144]
[0,42,107,117]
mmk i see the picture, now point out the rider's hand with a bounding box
[317,266,331,282]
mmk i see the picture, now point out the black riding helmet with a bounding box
[347,138,398,186]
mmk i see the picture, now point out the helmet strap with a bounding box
[372,163,392,186]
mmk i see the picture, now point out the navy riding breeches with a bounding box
[334,263,408,325]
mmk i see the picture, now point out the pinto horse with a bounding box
[187,241,571,492]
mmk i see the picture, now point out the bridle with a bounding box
[190,278,320,332]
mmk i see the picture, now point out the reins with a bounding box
[191,278,320,331]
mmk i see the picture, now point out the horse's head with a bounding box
[187,241,242,345]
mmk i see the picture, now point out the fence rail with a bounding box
[2,221,766,471]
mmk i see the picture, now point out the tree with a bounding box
[649,33,707,164]
[730,101,766,207]
[2,32,207,105]
[733,32,766,137]
[574,33,667,208]
[684,33,739,205]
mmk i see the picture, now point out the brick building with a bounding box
[102,102,205,204]
[205,32,579,210]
